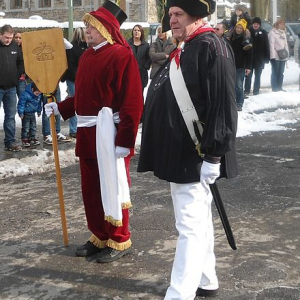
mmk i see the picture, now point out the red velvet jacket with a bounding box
[58,43,143,159]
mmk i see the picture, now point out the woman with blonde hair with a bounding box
[149,26,176,79]
[268,18,289,92]
[62,27,88,138]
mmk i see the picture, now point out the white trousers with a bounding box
[164,182,219,300]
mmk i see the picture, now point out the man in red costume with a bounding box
[45,0,143,263]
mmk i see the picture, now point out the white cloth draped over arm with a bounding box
[96,107,131,227]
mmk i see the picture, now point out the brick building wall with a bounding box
[0,0,158,23]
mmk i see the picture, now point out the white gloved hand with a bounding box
[44,102,59,117]
[200,161,220,185]
[115,146,130,158]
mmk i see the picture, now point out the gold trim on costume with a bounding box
[89,234,107,248]
[107,238,132,251]
[82,13,114,45]
[199,0,210,13]
[104,201,132,227]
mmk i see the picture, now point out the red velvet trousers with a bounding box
[79,156,132,250]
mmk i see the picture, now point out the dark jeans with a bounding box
[16,80,27,99]
[0,87,17,147]
[66,80,77,134]
[270,59,286,92]
[244,66,263,94]
[21,113,37,140]
[42,88,61,136]
[235,68,245,106]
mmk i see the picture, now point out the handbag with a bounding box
[276,48,289,60]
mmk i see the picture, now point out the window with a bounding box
[39,0,51,8]
[10,0,22,9]
[73,0,82,6]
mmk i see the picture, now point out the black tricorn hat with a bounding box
[162,0,216,32]
[102,0,127,25]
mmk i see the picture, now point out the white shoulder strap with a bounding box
[169,57,203,147]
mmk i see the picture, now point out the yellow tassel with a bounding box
[196,143,204,157]
[89,234,107,248]
[82,14,114,45]
[106,238,132,251]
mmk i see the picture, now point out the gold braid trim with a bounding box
[89,234,107,248]
[106,238,132,251]
[199,0,210,13]
[82,13,114,45]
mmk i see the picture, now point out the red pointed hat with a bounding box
[162,0,216,32]
[82,0,128,47]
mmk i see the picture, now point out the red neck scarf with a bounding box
[170,23,215,68]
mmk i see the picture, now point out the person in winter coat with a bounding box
[229,19,253,111]
[138,0,238,298]
[268,18,289,92]
[0,25,24,152]
[149,26,176,79]
[244,17,270,95]
[62,27,88,138]
[17,82,42,147]
[127,25,151,92]
[229,4,251,30]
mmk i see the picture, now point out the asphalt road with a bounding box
[0,120,300,299]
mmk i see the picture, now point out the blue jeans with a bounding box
[244,66,263,94]
[17,80,27,99]
[66,80,77,134]
[270,59,286,92]
[235,68,245,106]
[0,87,17,147]
[21,113,37,139]
[42,88,61,136]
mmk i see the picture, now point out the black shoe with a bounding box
[244,95,249,99]
[253,91,259,95]
[75,241,102,257]
[196,288,219,297]
[237,104,243,112]
[5,143,22,152]
[69,133,77,138]
[96,246,131,263]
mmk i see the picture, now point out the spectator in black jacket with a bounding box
[62,27,88,138]
[244,17,270,96]
[127,25,151,93]
[229,19,253,111]
[0,25,24,151]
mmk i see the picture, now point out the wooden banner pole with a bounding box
[47,94,69,247]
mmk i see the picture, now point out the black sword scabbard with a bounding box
[210,183,237,250]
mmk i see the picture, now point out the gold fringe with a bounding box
[106,238,132,251]
[82,14,114,45]
[122,201,132,209]
[105,215,123,227]
[89,234,107,248]
[196,143,204,157]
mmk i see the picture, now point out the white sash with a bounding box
[169,57,203,146]
[78,110,131,226]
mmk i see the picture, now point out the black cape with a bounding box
[138,33,238,184]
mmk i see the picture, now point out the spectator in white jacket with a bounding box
[268,19,289,92]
